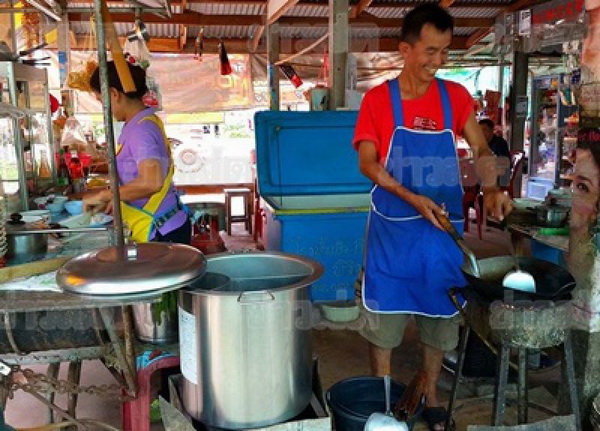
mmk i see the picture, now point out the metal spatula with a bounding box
[433,212,481,278]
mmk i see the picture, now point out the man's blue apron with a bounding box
[362,78,466,316]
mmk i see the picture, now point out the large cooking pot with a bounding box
[5,214,48,258]
[461,256,575,302]
[179,251,323,429]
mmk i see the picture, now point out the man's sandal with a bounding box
[422,406,455,431]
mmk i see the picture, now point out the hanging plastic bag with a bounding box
[143,75,162,110]
[123,37,152,70]
[60,117,87,153]
[67,18,98,92]
[123,37,162,110]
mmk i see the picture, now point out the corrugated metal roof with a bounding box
[448,7,501,18]
[63,0,510,54]
[286,4,329,17]
[367,5,500,18]
[373,0,511,3]
[366,7,412,19]
[198,25,253,39]
[351,27,401,38]
[454,27,480,36]
[188,3,265,15]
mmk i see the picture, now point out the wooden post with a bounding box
[99,0,136,93]
[508,50,528,198]
[328,0,348,110]
[267,22,280,111]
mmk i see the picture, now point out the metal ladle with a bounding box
[364,376,409,431]
[501,231,536,293]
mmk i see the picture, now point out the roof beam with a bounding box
[66,12,494,28]
[71,35,468,54]
[350,0,374,19]
[251,23,265,53]
[466,27,492,48]
[267,0,300,25]
[70,0,510,9]
[463,0,545,48]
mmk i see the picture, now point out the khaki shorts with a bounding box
[359,305,461,351]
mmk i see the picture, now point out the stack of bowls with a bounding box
[64,200,84,216]
[592,392,600,429]
[33,196,68,215]
[0,200,6,262]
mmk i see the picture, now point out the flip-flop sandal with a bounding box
[422,407,455,431]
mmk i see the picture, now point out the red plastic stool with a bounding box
[122,353,180,431]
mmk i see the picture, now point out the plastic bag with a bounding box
[66,58,97,92]
[124,38,152,70]
[60,117,87,152]
[67,19,98,92]
[143,75,162,110]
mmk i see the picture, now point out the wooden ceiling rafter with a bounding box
[463,0,544,50]
[350,0,375,19]
[69,34,469,53]
[267,0,300,24]
[466,27,492,48]
[66,12,495,28]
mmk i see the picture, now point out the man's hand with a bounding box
[483,188,513,221]
[407,194,446,230]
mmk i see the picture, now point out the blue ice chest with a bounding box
[255,111,372,301]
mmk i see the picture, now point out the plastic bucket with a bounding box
[325,376,422,431]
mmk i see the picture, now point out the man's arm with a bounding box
[462,112,513,220]
[358,140,446,230]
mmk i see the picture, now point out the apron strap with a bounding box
[436,78,453,131]
[387,79,404,128]
[389,78,453,131]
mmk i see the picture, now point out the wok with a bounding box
[461,256,575,303]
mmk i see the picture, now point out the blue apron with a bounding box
[362,78,466,316]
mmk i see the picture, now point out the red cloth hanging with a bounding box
[219,40,232,75]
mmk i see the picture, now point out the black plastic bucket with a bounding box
[325,376,422,431]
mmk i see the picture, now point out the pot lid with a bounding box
[57,242,206,296]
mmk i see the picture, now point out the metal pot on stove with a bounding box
[534,199,570,227]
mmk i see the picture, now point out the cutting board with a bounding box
[0,257,70,284]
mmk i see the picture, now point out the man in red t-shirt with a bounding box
[353,4,512,430]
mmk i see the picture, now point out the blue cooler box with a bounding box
[255,111,372,301]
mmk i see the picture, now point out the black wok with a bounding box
[461,256,575,303]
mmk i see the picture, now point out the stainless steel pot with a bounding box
[535,203,570,227]
[5,214,48,258]
[132,303,178,344]
[179,252,323,429]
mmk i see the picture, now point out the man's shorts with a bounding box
[359,305,461,351]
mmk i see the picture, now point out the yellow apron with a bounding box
[116,114,178,243]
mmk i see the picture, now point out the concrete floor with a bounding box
[4,220,562,430]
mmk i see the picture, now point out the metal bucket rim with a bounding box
[181,251,324,296]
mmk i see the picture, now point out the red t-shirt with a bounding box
[353,78,474,163]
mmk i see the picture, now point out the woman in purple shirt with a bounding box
[84,61,191,244]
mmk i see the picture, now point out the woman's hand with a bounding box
[83,190,112,214]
